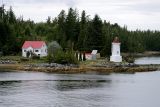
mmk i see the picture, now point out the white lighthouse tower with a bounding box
[110,37,122,62]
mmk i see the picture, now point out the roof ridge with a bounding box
[22,41,46,49]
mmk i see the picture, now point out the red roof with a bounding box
[22,41,46,49]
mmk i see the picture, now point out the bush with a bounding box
[65,51,78,64]
[48,41,62,56]
[124,55,135,63]
[53,50,78,64]
[20,57,29,62]
[31,54,40,60]
[46,54,54,63]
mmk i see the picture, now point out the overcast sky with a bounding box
[1,0,160,31]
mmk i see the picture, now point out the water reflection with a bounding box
[55,80,111,91]
[0,81,22,96]
[0,81,21,86]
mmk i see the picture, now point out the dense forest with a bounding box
[0,5,160,56]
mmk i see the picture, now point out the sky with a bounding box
[1,0,160,31]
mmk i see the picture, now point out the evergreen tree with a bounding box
[77,10,87,51]
[47,16,51,24]
[57,10,66,48]
[65,8,78,50]
[8,7,16,24]
[86,14,103,52]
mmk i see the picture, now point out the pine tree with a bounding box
[57,10,66,48]
[86,14,103,52]
[77,10,87,51]
[65,8,78,50]
[8,7,16,24]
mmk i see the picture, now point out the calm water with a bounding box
[0,70,160,107]
[135,56,160,64]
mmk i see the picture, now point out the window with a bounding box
[35,50,39,52]
[24,50,26,52]
[117,51,119,54]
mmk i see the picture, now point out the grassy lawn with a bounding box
[0,56,21,61]
[0,55,47,64]
[80,59,108,67]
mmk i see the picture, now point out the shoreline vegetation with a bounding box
[0,51,159,73]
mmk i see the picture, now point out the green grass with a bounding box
[0,55,47,64]
[80,59,107,66]
[0,56,21,61]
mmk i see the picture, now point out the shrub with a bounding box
[65,51,78,64]
[53,50,78,64]
[46,54,54,63]
[20,57,29,62]
[48,41,62,56]
[31,54,40,60]
[124,55,135,63]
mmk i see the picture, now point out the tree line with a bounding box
[0,5,160,56]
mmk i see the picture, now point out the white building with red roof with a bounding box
[22,41,47,57]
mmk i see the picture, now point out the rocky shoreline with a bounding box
[0,60,17,64]
[18,66,157,74]
[0,52,160,73]
[0,62,157,74]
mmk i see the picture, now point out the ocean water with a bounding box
[0,70,160,107]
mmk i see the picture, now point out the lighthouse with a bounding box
[110,37,122,62]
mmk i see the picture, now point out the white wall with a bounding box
[111,43,121,56]
[110,43,122,62]
[22,46,34,57]
[39,44,47,57]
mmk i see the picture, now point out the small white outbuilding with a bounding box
[22,41,47,57]
[110,37,122,62]
[91,50,97,60]
[85,50,98,60]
